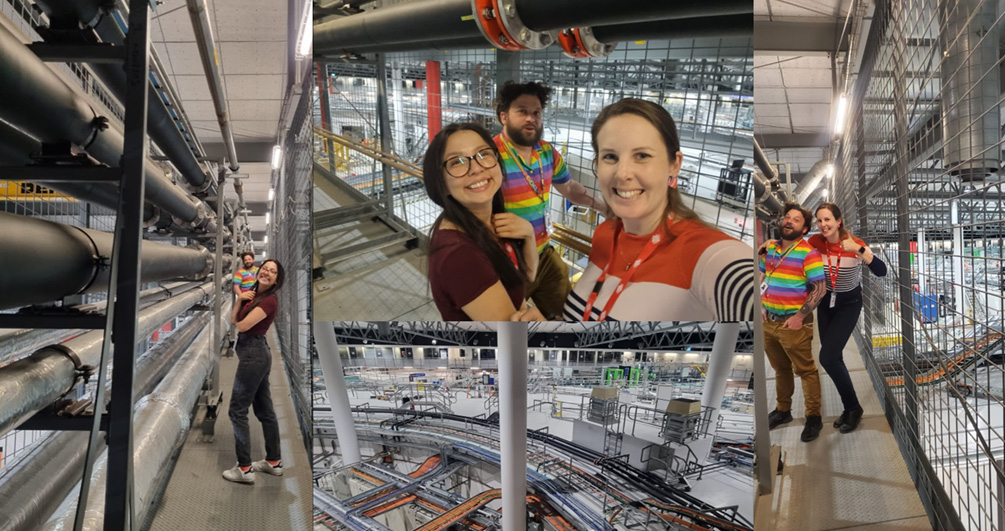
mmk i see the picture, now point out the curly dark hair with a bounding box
[494,81,552,124]
[783,202,813,236]
[240,251,254,261]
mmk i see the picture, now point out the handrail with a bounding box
[314,126,422,178]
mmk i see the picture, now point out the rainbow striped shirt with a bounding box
[493,134,571,252]
[759,239,824,317]
[233,266,259,292]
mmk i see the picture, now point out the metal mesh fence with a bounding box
[832,0,1005,528]
[314,37,754,282]
[271,70,315,451]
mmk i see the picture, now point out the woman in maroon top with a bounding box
[223,258,286,484]
[424,123,538,320]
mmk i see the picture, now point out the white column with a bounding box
[498,322,527,531]
[951,201,967,319]
[313,321,361,465]
[701,323,740,429]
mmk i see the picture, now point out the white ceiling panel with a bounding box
[172,75,214,101]
[756,88,788,104]
[781,68,832,88]
[226,75,285,101]
[230,101,284,122]
[782,56,833,70]
[180,100,218,118]
[163,42,206,76]
[754,55,780,68]
[219,42,287,75]
[753,125,792,135]
[754,116,792,129]
[212,1,289,42]
[785,88,833,104]
[755,68,784,87]
[230,120,282,139]
[754,104,790,117]
[152,3,199,42]
[789,104,832,126]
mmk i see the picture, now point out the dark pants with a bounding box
[229,334,282,466]
[817,295,862,412]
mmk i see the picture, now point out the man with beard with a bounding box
[493,81,607,318]
[759,202,827,442]
[233,252,259,295]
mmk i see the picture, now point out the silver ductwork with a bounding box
[187,0,240,171]
[0,311,210,531]
[939,0,1000,181]
[795,159,832,206]
[0,282,213,438]
[0,212,213,310]
[41,304,228,531]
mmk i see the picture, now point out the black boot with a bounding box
[833,410,849,429]
[768,409,793,429]
[801,415,823,442]
[839,407,864,433]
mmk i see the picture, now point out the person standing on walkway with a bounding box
[808,202,887,433]
[760,202,828,442]
[493,81,608,319]
[232,252,258,295]
[223,258,286,484]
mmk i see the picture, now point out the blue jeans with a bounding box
[229,334,282,466]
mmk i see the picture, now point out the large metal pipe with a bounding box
[0,23,207,225]
[794,159,831,205]
[938,0,1000,181]
[0,312,210,531]
[186,0,240,171]
[0,282,213,438]
[34,0,212,192]
[753,139,778,181]
[41,307,223,530]
[592,14,752,42]
[314,0,750,54]
[0,212,211,310]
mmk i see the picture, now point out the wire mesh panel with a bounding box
[271,70,314,451]
[833,0,1005,528]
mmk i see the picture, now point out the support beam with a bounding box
[753,21,847,54]
[497,322,528,531]
[314,321,362,465]
[426,61,443,141]
[754,132,831,149]
[701,323,740,443]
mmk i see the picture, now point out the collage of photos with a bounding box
[1,0,1004,530]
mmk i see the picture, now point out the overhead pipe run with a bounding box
[0,282,214,439]
[187,0,240,172]
[0,23,213,229]
[41,306,226,531]
[314,0,750,56]
[0,212,212,310]
[794,159,832,205]
[0,311,211,531]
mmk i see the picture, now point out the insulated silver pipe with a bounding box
[42,304,228,531]
[0,282,213,438]
[0,23,208,226]
[186,0,240,171]
[0,281,203,366]
[0,312,210,531]
[0,212,212,310]
[794,159,832,205]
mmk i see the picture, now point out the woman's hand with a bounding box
[492,213,534,241]
[841,237,861,252]
[511,305,547,321]
[238,290,256,301]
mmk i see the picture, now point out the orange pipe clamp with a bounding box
[473,0,522,51]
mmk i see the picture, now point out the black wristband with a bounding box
[858,246,866,254]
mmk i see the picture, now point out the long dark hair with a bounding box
[815,202,849,240]
[590,98,705,232]
[423,123,529,292]
[240,258,284,315]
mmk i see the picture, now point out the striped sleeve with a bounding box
[693,240,756,321]
[551,145,571,185]
[803,249,825,283]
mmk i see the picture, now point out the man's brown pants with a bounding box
[763,317,821,417]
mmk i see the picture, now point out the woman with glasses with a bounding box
[517,98,754,321]
[223,258,286,484]
[423,123,538,320]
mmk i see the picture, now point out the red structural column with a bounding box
[315,63,329,131]
[426,60,442,141]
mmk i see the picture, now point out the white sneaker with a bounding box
[223,464,255,484]
[252,459,284,476]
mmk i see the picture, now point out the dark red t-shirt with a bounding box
[237,294,278,335]
[429,228,524,320]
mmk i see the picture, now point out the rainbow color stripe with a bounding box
[759,239,824,316]
[494,135,571,251]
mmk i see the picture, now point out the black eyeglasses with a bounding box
[442,148,498,178]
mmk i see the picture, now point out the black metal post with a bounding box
[103,0,152,528]
[375,54,394,219]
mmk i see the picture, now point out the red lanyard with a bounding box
[824,243,841,290]
[501,241,519,269]
[500,135,545,201]
[765,240,798,280]
[582,218,672,321]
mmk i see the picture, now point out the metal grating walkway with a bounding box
[146,330,312,531]
[763,321,931,530]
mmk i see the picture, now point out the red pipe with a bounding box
[426,60,442,141]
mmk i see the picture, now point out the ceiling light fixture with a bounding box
[296,2,312,57]
[271,145,282,170]
[833,94,848,136]
[268,188,275,201]
[263,235,268,244]
[265,212,271,225]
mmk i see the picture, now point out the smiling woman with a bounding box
[423,123,540,320]
[554,98,755,321]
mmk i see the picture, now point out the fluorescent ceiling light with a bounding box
[833,95,848,136]
[296,2,312,57]
[268,188,275,201]
[271,145,282,170]
[263,235,268,244]
[265,212,271,225]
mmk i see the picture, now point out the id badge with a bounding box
[544,208,553,236]
[760,280,768,295]
[829,292,837,308]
